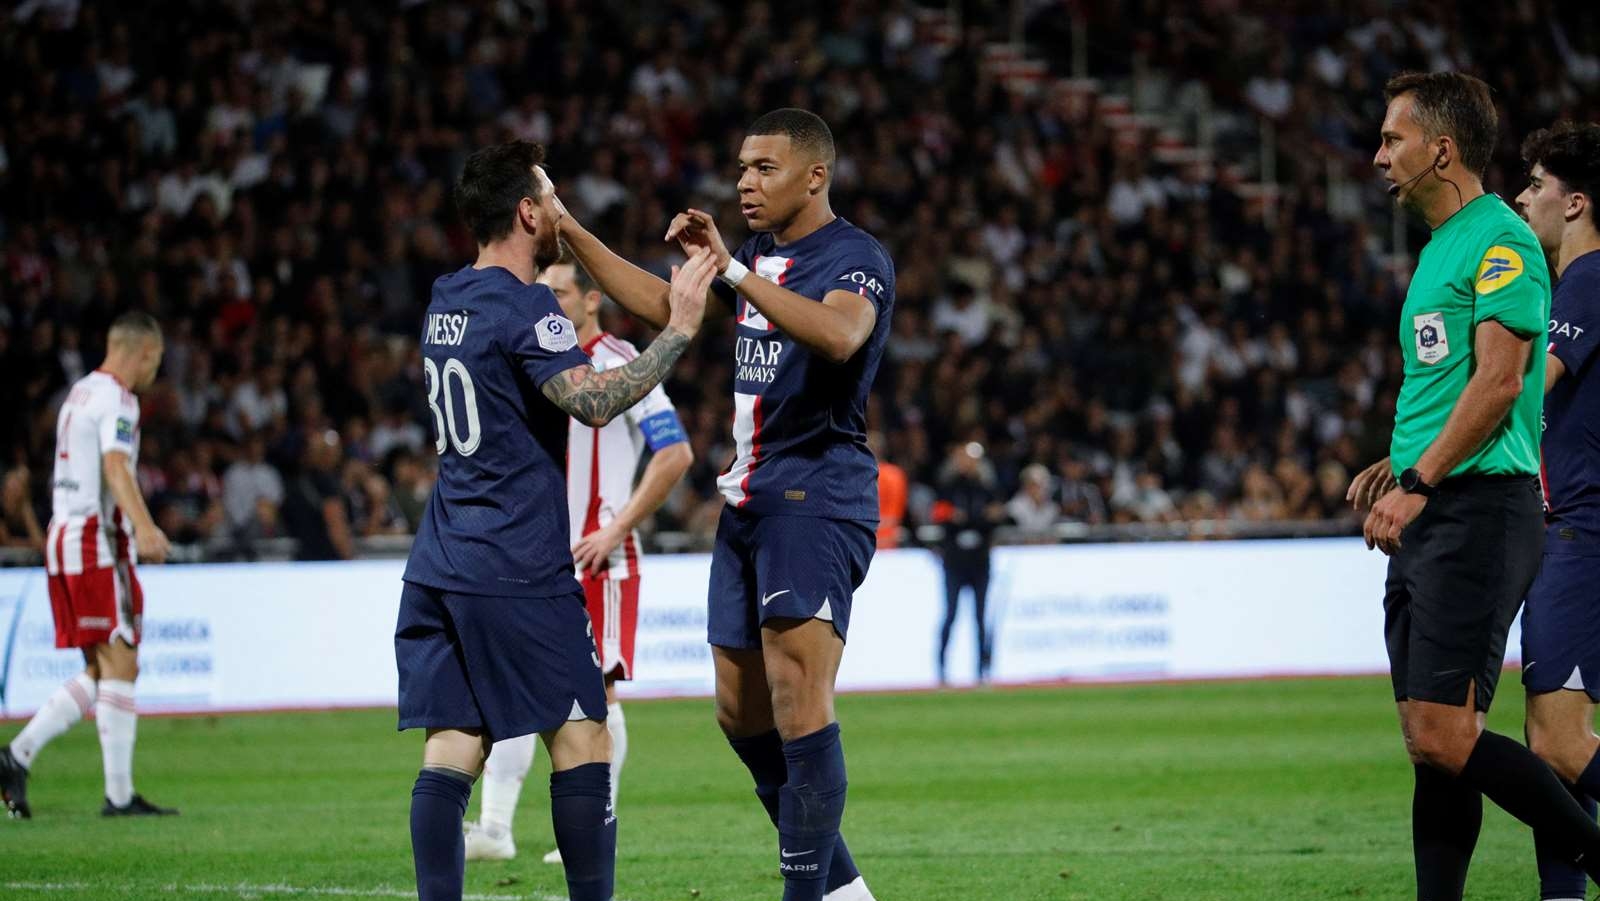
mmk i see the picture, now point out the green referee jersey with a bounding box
[1390,194,1550,478]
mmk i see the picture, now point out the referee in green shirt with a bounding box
[1350,71,1600,899]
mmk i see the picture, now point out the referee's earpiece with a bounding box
[1434,147,1448,171]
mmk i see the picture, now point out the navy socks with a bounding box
[550,762,617,901]
[729,728,862,894]
[778,724,849,901]
[1535,746,1600,899]
[410,767,472,901]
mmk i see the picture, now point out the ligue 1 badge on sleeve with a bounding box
[1413,311,1449,365]
[536,313,579,353]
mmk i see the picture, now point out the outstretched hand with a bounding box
[666,247,716,336]
[664,208,731,271]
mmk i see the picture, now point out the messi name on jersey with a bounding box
[424,312,471,346]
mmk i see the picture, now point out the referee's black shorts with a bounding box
[1383,475,1543,712]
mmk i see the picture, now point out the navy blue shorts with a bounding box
[706,506,875,649]
[1522,538,1600,701]
[395,582,607,742]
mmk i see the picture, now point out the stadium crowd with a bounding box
[1,0,1598,560]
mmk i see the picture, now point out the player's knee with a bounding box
[1407,721,1474,774]
[93,641,139,682]
[714,700,744,737]
[766,675,833,740]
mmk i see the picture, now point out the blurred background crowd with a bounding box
[1,0,1597,561]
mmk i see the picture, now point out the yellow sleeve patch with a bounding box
[1474,245,1525,295]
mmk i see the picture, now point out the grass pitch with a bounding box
[0,675,1563,900]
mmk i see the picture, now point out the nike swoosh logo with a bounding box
[762,590,791,606]
[781,849,816,859]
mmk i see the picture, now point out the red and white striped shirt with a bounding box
[46,370,141,576]
[566,333,679,581]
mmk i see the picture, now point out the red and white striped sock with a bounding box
[95,679,138,807]
[10,672,96,769]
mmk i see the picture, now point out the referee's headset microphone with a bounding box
[1391,147,1448,198]
[1393,146,1468,212]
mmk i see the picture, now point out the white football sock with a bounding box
[480,733,536,839]
[11,672,97,769]
[824,876,876,901]
[96,679,137,806]
[606,702,627,811]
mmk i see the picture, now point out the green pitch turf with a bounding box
[0,675,1568,900]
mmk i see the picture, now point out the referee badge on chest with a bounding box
[1413,312,1449,365]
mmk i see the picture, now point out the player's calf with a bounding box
[543,718,615,901]
[411,728,489,901]
[715,644,870,900]
[762,620,853,901]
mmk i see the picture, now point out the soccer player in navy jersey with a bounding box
[1514,121,1600,901]
[394,140,713,901]
[558,108,889,901]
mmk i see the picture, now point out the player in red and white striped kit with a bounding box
[1,312,177,819]
[464,255,692,862]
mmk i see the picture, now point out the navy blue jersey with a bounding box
[403,265,590,597]
[712,217,894,521]
[1542,249,1600,538]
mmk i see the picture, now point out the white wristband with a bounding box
[719,258,750,287]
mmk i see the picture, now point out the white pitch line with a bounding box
[176,883,543,901]
[3,880,646,901]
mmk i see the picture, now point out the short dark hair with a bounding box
[108,311,162,346]
[1522,121,1600,229]
[454,141,546,245]
[748,108,836,168]
[1383,71,1497,176]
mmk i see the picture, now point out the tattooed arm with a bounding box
[542,328,692,427]
[540,246,715,427]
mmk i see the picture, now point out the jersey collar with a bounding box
[580,331,609,355]
[95,368,131,391]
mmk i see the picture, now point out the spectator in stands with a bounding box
[341,458,406,539]
[5,0,1593,565]
[0,466,44,550]
[369,398,427,462]
[1006,463,1061,539]
[280,429,353,562]
[1052,455,1106,526]
[386,449,434,533]
[152,446,224,545]
[223,431,283,552]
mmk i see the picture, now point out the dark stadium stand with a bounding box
[1,0,1597,562]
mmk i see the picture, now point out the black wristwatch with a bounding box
[1399,467,1437,498]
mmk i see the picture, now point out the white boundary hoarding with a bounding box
[1,539,1503,718]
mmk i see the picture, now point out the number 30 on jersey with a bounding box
[424,357,481,456]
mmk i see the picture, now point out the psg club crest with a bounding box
[1413,311,1449,365]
